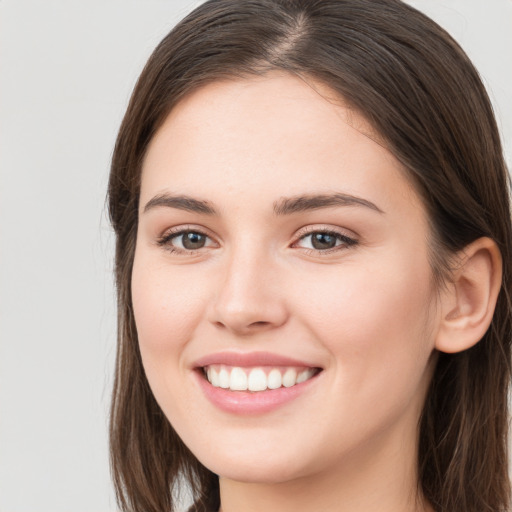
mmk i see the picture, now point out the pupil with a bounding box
[312,233,336,250]
[182,232,206,249]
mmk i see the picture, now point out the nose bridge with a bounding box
[210,236,287,333]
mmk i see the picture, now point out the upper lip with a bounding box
[193,351,322,369]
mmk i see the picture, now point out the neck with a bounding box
[218,422,434,512]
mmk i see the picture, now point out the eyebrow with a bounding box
[143,194,217,215]
[143,192,383,216]
[273,193,384,215]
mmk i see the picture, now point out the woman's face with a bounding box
[132,73,440,484]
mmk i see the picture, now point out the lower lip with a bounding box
[195,370,320,415]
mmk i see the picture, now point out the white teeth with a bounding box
[248,368,267,391]
[282,368,297,388]
[218,367,230,389]
[209,367,220,387]
[296,369,311,384]
[204,365,317,392]
[267,368,282,389]
[230,367,248,391]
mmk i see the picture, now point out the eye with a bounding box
[294,229,357,252]
[157,229,216,253]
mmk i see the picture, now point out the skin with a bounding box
[132,73,440,512]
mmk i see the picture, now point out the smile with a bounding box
[203,365,319,392]
[193,352,323,413]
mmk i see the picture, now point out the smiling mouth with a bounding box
[202,365,322,392]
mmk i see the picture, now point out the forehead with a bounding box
[147,72,382,160]
[140,72,422,220]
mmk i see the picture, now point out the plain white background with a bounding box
[0,1,510,511]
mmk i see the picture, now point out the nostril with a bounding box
[213,319,272,334]
[249,321,270,327]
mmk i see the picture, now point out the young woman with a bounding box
[107,1,512,511]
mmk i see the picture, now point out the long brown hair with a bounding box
[108,1,512,511]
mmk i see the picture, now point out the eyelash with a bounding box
[156,226,358,256]
[293,227,358,255]
[156,226,214,256]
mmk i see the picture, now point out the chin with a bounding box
[189,436,312,484]
[208,456,305,485]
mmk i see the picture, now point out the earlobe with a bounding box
[435,237,502,354]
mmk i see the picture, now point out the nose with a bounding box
[208,246,289,335]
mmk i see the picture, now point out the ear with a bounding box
[435,237,502,354]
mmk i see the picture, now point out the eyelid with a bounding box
[291,225,359,253]
[154,223,358,256]
[156,225,219,254]
[293,224,358,241]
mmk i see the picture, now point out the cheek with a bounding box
[131,251,208,362]
[301,260,433,332]
[293,248,437,395]
[131,251,215,428]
